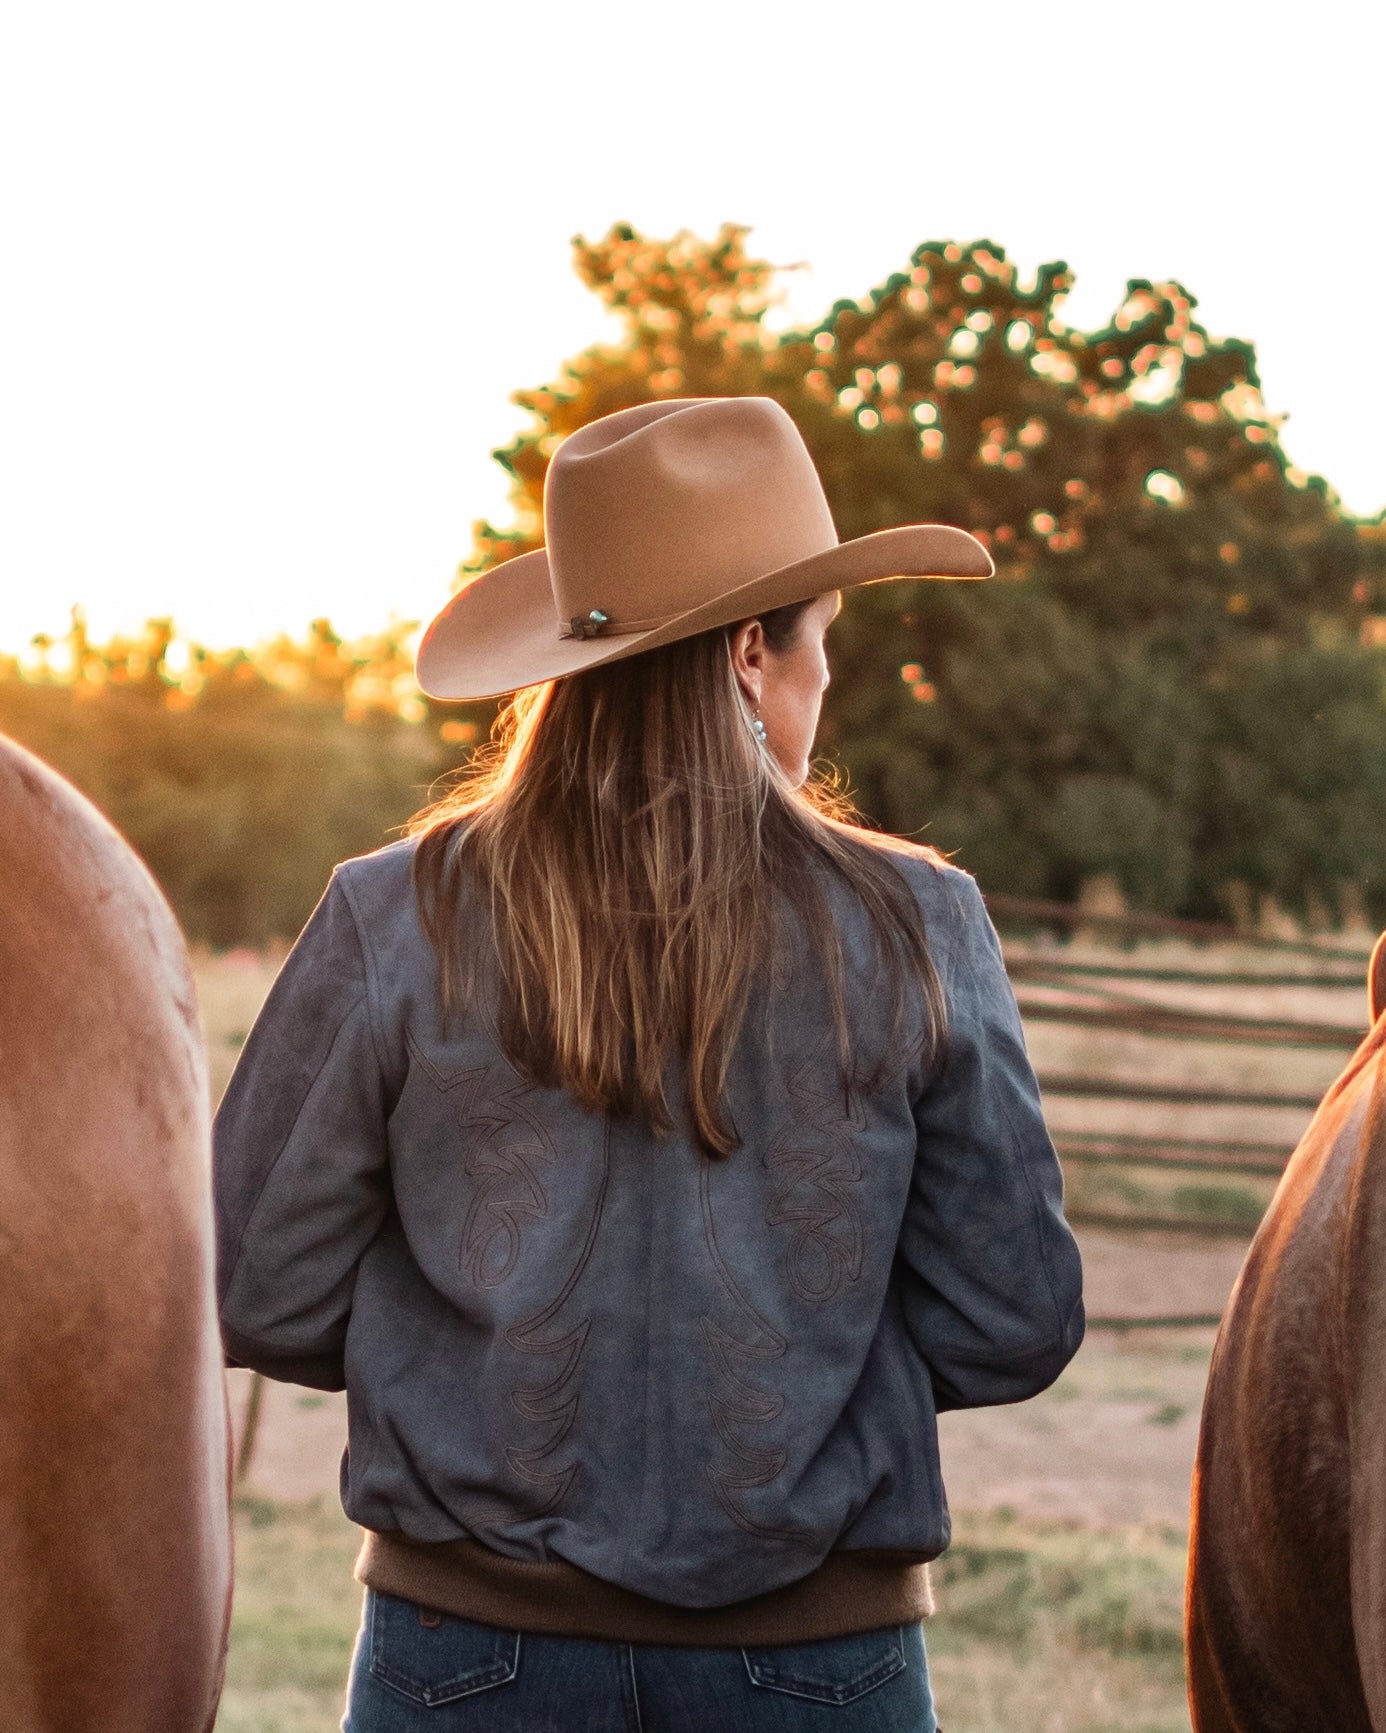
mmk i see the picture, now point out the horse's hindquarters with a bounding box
[0,1282,232,1730]
[0,735,233,1731]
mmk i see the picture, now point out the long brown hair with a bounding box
[408,599,947,1157]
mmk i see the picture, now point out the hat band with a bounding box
[559,607,670,641]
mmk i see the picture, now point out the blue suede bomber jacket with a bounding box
[213,831,1084,1610]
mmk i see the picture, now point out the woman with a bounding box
[213,396,1084,1732]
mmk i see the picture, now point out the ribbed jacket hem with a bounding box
[355,1529,935,1648]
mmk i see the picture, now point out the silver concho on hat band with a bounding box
[562,609,610,640]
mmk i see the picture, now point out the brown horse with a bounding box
[0,735,233,1731]
[1187,929,1386,1731]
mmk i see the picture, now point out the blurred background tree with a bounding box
[468,223,1386,925]
[0,614,480,946]
[3,223,1383,942]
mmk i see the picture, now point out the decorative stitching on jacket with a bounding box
[763,1048,868,1304]
[698,1160,815,1548]
[405,1031,556,1290]
[499,1121,610,1512]
[407,1030,608,1522]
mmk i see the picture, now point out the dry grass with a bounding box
[214,1495,362,1733]
[928,1507,1190,1733]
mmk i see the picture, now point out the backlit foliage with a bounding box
[3,227,1383,940]
[463,225,1386,925]
[0,613,489,946]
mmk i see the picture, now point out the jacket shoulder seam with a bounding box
[334,865,393,1082]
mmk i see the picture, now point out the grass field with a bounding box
[928,1509,1189,1733]
[215,1494,1191,1733]
[215,1495,363,1733]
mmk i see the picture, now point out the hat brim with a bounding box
[416,523,992,702]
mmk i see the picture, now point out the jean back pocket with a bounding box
[742,1624,907,1705]
[367,1590,521,1707]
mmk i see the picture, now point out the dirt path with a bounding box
[229,1225,1247,1530]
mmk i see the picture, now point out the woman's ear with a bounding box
[727,619,766,707]
[1370,930,1386,1026]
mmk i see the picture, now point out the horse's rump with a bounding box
[0,736,232,1731]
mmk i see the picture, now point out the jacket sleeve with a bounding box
[896,870,1084,1412]
[212,870,393,1392]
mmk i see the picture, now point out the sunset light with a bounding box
[0,3,1381,657]
[3,11,1385,1726]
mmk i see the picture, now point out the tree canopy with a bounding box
[3,224,1382,943]
[0,615,456,946]
[468,223,1386,923]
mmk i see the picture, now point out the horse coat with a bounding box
[1187,932,1386,1732]
[0,735,233,1732]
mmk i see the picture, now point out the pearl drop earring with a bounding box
[751,708,768,744]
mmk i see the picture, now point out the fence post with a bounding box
[235,1371,265,1488]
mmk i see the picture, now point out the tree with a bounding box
[464,225,1386,924]
[0,615,461,946]
[466,224,780,575]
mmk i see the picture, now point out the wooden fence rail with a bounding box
[1036,1072,1326,1112]
[1086,1313,1224,1332]
[989,897,1379,1327]
[1007,956,1368,991]
[1066,1208,1261,1238]
[1053,1131,1288,1178]
[985,891,1375,961]
[1017,997,1364,1051]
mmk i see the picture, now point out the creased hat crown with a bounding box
[546,398,838,633]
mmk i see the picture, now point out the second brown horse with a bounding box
[1187,932,1386,1730]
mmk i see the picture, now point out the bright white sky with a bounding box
[1,2,1381,653]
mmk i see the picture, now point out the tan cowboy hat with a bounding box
[416,395,993,701]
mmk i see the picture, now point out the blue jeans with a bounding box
[342,1589,940,1731]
